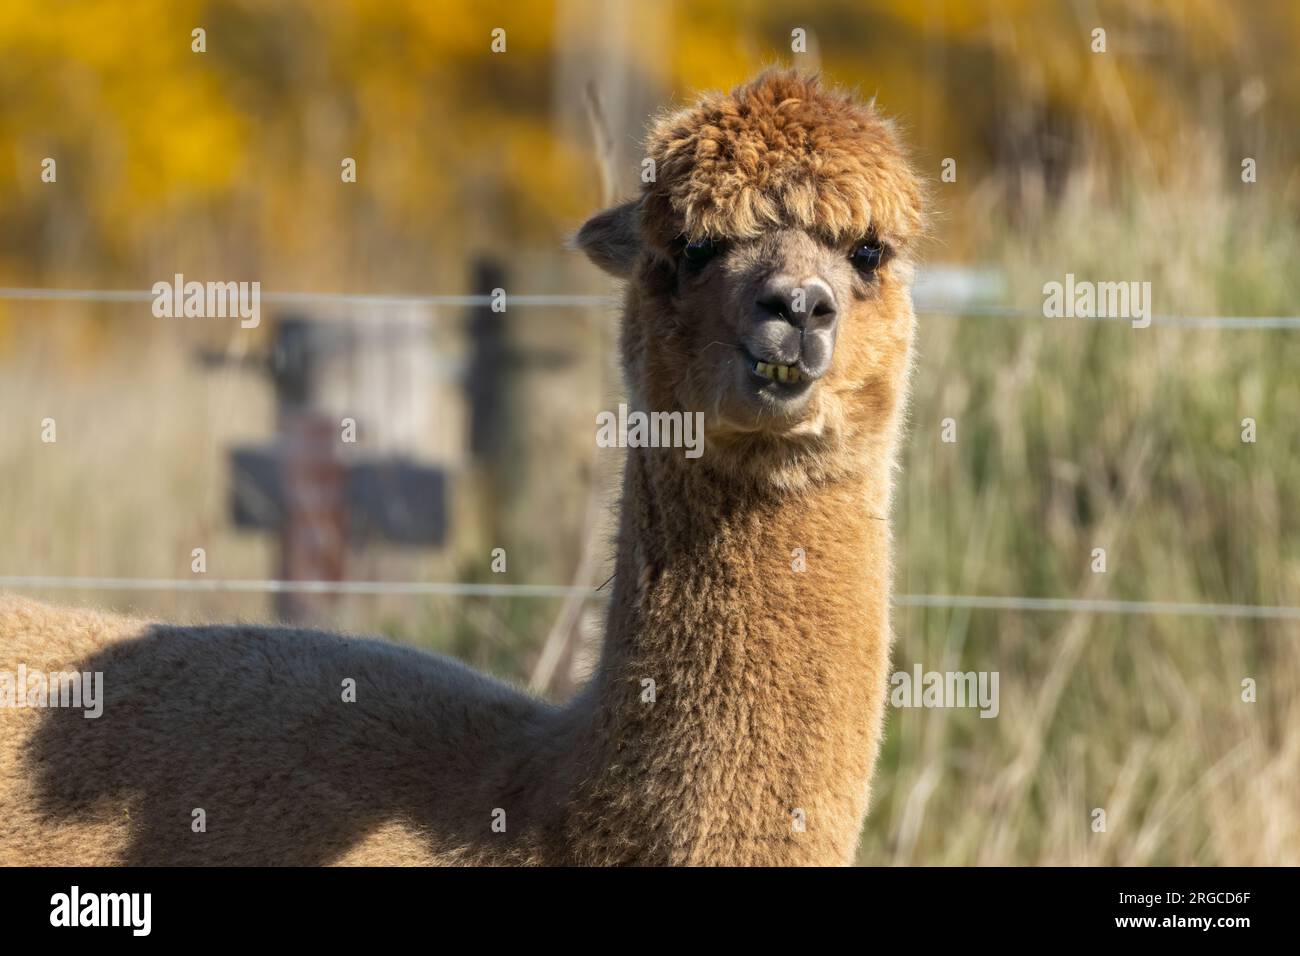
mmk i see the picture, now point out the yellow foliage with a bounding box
[0,0,1296,289]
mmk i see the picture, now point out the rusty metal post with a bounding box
[271,318,346,623]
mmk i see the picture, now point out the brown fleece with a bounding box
[0,69,921,866]
[641,68,924,254]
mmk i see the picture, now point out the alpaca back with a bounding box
[0,596,556,865]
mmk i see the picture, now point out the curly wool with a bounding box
[640,69,924,252]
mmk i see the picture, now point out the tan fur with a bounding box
[641,69,923,254]
[0,70,921,866]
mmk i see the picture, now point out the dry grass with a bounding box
[862,167,1300,865]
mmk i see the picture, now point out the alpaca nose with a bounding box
[754,277,838,331]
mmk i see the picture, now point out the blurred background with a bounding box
[1,0,1298,864]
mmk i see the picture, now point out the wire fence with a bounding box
[2,281,1296,622]
[3,285,1300,328]
[0,287,615,309]
[1,576,1297,621]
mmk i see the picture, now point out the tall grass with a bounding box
[863,164,1300,864]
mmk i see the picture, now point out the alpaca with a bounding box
[0,69,922,866]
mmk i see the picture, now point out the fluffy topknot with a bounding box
[640,69,923,254]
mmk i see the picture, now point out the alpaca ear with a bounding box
[575,200,642,278]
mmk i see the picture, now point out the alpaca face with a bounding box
[646,224,912,441]
[577,70,923,477]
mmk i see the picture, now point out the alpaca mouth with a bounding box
[742,349,814,389]
[752,358,803,384]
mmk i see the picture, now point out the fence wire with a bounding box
[1,576,1297,621]
[2,282,1295,621]
[3,285,1300,328]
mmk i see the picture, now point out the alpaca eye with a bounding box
[850,240,885,273]
[683,237,719,267]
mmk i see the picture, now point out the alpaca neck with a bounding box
[564,442,896,864]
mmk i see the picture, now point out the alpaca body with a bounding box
[563,447,896,864]
[0,70,921,866]
[0,595,559,865]
[0,454,892,865]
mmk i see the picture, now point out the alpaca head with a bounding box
[578,69,924,486]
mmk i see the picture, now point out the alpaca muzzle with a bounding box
[743,274,839,386]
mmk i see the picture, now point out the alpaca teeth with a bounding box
[754,361,801,383]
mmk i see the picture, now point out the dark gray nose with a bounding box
[754,276,838,331]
